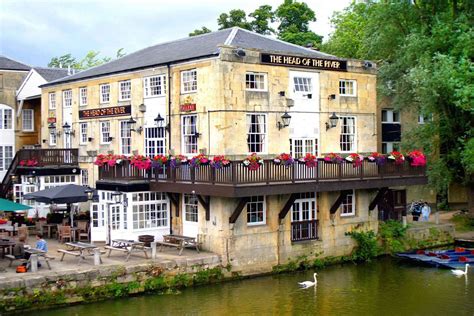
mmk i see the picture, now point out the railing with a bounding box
[291,219,319,242]
[0,151,20,197]
[16,148,79,166]
[98,159,426,185]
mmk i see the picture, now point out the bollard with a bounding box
[402,216,407,227]
[93,248,101,265]
[30,254,38,272]
[151,242,157,260]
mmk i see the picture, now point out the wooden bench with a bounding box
[105,243,149,261]
[57,249,81,261]
[6,254,54,269]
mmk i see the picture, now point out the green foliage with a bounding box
[451,213,474,232]
[272,252,345,273]
[169,273,192,288]
[189,27,212,37]
[48,48,126,70]
[378,220,407,253]
[218,9,252,30]
[249,5,276,35]
[144,276,166,291]
[193,267,223,285]
[346,230,380,262]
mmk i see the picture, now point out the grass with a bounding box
[450,213,474,232]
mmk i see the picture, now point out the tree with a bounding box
[189,26,212,37]
[48,53,80,69]
[48,49,126,70]
[217,9,252,30]
[249,5,275,35]
[275,0,322,48]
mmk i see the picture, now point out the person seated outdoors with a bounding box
[13,235,26,259]
[24,233,48,267]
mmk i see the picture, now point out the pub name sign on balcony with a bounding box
[261,53,347,71]
[79,105,131,120]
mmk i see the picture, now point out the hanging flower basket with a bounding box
[388,151,405,165]
[169,155,188,169]
[298,153,317,168]
[152,155,168,170]
[324,153,343,164]
[94,154,125,167]
[243,153,264,171]
[367,152,386,166]
[189,154,210,168]
[274,153,294,167]
[130,155,152,170]
[345,153,364,168]
[19,158,39,167]
[407,150,426,166]
[210,155,231,169]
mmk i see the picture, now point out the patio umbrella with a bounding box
[0,198,31,212]
[23,184,91,226]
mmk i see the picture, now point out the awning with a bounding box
[0,198,31,212]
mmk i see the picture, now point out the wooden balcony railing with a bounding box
[98,159,426,185]
[16,148,79,166]
[291,220,319,242]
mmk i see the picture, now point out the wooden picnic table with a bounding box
[159,234,200,256]
[25,248,52,269]
[0,240,15,258]
[58,242,102,264]
[105,239,149,261]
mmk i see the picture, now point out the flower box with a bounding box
[243,153,263,171]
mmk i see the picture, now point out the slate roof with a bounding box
[44,27,339,87]
[34,67,69,82]
[0,55,30,71]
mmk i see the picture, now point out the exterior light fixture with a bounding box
[328,94,336,100]
[84,186,94,200]
[325,112,339,130]
[138,103,146,113]
[27,174,35,185]
[154,113,164,127]
[111,187,123,204]
[62,122,75,136]
[128,117,143,134]
[277,112,292,130]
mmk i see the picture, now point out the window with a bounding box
[22,109,34,131]
[0,108,13,129]
[119,80,131,101]
[63,90,72,108]
[290,138,318,158]
[81,169,88,186]
[247,196,266,225]
[340,190,355,216]
[381,109,400,123]
[0,146,13,171]
[293,77,312,93]
[247,114,267,153]
[100,121,111,144]
[339,79,356,97]
[418,114,432,124]
[181,69,197,93]
[120,120,132,155]
[49,92,56,109]
[100,84,110,103]
[49,129,57,146]
[246,72,267,91]
[145,127,166,157]
[79,87,87,106]
[144,75,166,97]
[182,115,198,154]
[340,116,356,152]
[382,142,400,154]
[132,192,169,229]
[79,122,88,144]
[184,194,198,223]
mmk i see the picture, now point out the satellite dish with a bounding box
[234,48,246,58]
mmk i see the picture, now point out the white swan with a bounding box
[451,264,469,276]
[298,273,317,288]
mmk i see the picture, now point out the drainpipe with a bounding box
[167,63,173,235]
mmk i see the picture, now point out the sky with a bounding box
[1,0,351,67]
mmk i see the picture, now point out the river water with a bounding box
[38,257,473,316]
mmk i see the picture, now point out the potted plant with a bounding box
[367,152,386,166]
[274,153,294,167]
[152,155,168,170]
[243,153,264,171]
[407,150,426,166]
[130,155,152,170]
[324,152,343,164]
[189,154,210,168]
[169,155,188,169]
[345,153,364,168]
[94,154,125,167]
[388,151,405,165]
[210,155,231,169]
[19,158,39,167]
[298,153,318,168]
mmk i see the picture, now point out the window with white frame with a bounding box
[181,69,197,93]
[100,121,111,144]
[81,169,88,186]
[120,120,132,155]
[293,77,312,93]
[144,75,166,97]
[339,79,356,97]
[100,84,110,103]
[340,190,355,216]
[381,109,400,123]
[49,92,56,109]
[0,108,13,129]
[246,114,266,153]
[22,109,34,131]
[0,146,13,171]
[290,138,318,158]
[247,196,266,225]
[49,129,57,146]
[182,115,198,154]
[340,116,356,152]
[79,87,87,106]
[119,80,131,101]
[43,175,77,189]
[246,72,267,91]
[184,194,198,223]
[381,142,400,154]
[63,90,72,108]
[145,127,166,157]
[79,122,88,144]
[132,192,169,229]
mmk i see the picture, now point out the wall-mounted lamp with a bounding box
[277,112,292,130]
[138,103,146,113]
[128,117,143,134]
[154,113,169,131]
[111,187,123,204]
[194,131,201,138]
[48,123,60,136]
[27,173,36,185]
[279,91,286,97]
[325,112,339,130]
[328,94,336,100]
[42,139,47,143]
[107,136,114,142]
[88,137,94,142]
[62,122,75,136]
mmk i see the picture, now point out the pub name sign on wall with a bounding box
[79,105,132,120]
[261,53,347,71]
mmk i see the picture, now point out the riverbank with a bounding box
[0,222,457,314]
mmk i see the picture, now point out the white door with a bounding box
[182,194,199,238]
[109,204,124,243]
[90,203,107,242]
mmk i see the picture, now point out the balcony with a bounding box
[16,148,79,167]
[97,159,427,197]
[291,220,319,242]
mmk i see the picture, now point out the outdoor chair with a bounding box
[35,221,43,235]
[18,226,29,244]
[78,225,90,242]
[59,225,72,243]
[77,220,88,232]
